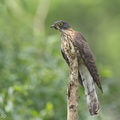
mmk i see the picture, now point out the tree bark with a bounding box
[67,56,79,120]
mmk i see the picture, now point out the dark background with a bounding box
[0,0,120,120]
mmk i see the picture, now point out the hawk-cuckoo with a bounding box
[50,20,103,116]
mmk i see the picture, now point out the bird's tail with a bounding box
[79,64,99,116]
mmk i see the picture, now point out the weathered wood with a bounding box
[67,56,79,120]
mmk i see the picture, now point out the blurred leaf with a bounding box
[46,102,53,111]
[101,68,113,78]
[30,109,39,117]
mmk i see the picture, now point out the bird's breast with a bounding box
[61,36,76,55]
[61,31,83,64]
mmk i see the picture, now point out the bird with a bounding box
[50,20,103,116]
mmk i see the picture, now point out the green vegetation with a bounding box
[0,0,120,120]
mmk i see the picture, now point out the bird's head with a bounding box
[50,20,71,31]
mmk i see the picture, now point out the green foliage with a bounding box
[0,0,120,120]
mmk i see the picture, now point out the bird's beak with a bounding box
[50,24,55,28]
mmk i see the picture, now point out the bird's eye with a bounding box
[58,22,63,26]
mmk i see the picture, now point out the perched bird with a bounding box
[50,20,103,116]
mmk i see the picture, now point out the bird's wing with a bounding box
[74,32,103,93]
[61,49,83,85]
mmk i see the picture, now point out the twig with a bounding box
[33,0,50,37]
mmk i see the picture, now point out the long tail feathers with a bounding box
[79,64,99,116]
